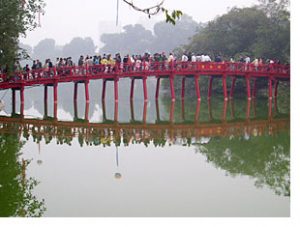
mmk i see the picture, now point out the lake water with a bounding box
[0,79,290,217]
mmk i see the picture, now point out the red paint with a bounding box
[85,81,90,103]
[155,78,160,100]
[143,78,148,101]
[194,75,201,101]
[181,77,185,99]
[102,80,106,100]
[114,79,119,102]
[208,76,213,100]
[169,76,175,102]
[246,76,251,100]
[222,75,228,101]
[74,83,78,101]
[230,77,236,98]
[130,78,135,100]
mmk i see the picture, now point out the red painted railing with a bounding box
[0,61,290,87]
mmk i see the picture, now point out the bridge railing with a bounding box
[0,61,290,84]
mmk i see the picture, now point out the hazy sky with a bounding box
[20,0,258,48]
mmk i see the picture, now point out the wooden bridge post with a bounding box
[169,75,175,102]
[85,102,89,121]
[268,78,273,100]
[246,75,251,100]
[130,78,135,100]
[170,100,175,122]
[20,86,24,116]
[181,98,185,120]
[274,80,279,98]
[155,77,161,100]
[102,80,106,100]
[194,75,201,101]
[155,99,160,121]
[114,79,119,102]
[143,101,147,123]
[246,99,251,119]
[12,89,16,114]
[53,83,58,119]
[222,100,228,121]
[208,76,213,100]
[143,78,148,102]
[74,82,78,101]
[195,100,200,123]
[230,77,236,99]
[268,98,273,118]
[44,85,48,102]
[130,99,135,121]
[222,75,228,101]
[252,78,257,98]
[181,77,185,99]
[114,100,118,121]
[85,80,90,103]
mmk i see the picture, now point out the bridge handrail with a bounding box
[0,61,290,84]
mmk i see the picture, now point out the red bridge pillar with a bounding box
[44,85,48,103]
[230,77,236,99]
[130,78,135,100]
[114,79,119,102]
[85,102,89,121]
[53,83,58,119]
[181,77,185,99]
[274,80,279,98]
[102,80,106,100]
[246,99,251,119]
[246,75,251,100]
[252,78,257,98]
[12,89,16,114]
[222,75,228,101]
[114,100,118,121]
[155,77,160,100]
[195,100,200,123]
[143,78,148,102]
[194,75,201,101]
[20,86,24,116]
[169,75,175,102]
[85,80,90,103]
[208,76,213,100]
[74,82,78,101]
[268,78,273,99]
[143,101,147,123]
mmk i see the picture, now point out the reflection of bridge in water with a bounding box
[0,97,289,147]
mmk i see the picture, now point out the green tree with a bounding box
[0,0,45,72]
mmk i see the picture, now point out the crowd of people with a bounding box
[0,51,284,75]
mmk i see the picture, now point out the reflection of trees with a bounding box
[0,132,46,217]
[196,132,290,196]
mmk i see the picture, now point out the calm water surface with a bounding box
[0,79,290,217]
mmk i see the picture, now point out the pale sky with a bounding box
[20,0,259,48]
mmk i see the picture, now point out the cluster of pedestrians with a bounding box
[0,51,285,76]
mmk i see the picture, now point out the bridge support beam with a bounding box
[85,102,89,121]
[170,100,175,122]
[155,78,160,100]
[143,101,147,123]
[268,78,273,100]
[195,100,200,123]
[130,78,135,100]
[53,83,58,119]
[143,78,148,102]
[208,76,213,100]
[194,75,201,101]
[85,80,90,103]
[274,80,279,98]
[230,77,236,99]
[102,80,106,100]
[169,76,175,102]
[12,89,16,114]
[114,79,119,102]
[114,101,118,121]
[44,86,48,102]
[246,76,251,100]
[181,77,185,99]
[20,87,24,116]
[252,78,257,98]
[222,100,228,122]
[222,75,228,101]
[74,82,78,101]
[246,99,251,119]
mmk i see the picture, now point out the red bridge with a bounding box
[0,61,290,116]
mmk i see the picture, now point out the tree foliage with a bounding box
[185,1,290,62]
[0,0,45,71]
